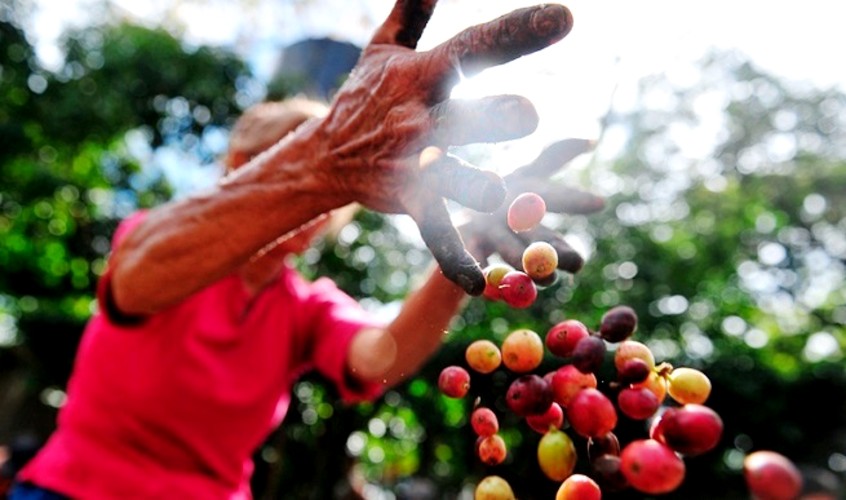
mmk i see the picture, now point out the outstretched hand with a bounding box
[459,138,605,277]
[314,1,575,295]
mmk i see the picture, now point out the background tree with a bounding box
[0,4,251,481]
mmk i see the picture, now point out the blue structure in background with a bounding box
[272,37,361,101]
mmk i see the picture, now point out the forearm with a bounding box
[348,266,467,388]
[110,120,345,315]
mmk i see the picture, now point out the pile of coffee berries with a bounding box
[444,193,802,499]
[438,301,799,499]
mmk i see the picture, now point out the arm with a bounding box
[110,121,343,316]
[347,267,466,388]
[110,1,575,316]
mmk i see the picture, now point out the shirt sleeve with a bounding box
[96,210,149,326]
[302,277,387,404]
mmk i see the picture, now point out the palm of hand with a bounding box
[311,1,575,294]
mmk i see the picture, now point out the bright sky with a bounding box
[27,0,845,175]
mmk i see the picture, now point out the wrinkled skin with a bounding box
[310,1,576,294]
[460,138,606,274]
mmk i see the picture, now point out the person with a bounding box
[10,2,602,498]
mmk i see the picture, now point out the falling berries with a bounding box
[444,305,743,499]
[507,192,546,232]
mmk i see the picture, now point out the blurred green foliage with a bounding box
[0,5,250,450]
[1,5,844,500]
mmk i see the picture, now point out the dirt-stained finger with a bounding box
[369,0,439,48]
[409,193,485,295]
[508,138,595,180]
[424,4,573,89]
[421,149,506,213]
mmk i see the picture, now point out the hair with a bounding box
[225,96,329,170]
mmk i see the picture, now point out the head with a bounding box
[226,97,329,171]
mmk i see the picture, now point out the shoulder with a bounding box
[277,264,352,303]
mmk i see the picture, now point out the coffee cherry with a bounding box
[501,329,544,373]
[617,386,661,420]
[617,357,651,385]
[592,454,629,492]
[466,340,502,375]
[478,434,508,466]
[614,340,655,372]
[633,371,668,405]
[651,404,723,456]
[474,475,516,500]
[545,319,590,358]
[438,365,470,398]
[506,374,553,417]
[522,241,558,281]
[743,450,803,500]
[526,402,565,434]
[551,364,597,408]
[567,388,618,438]
[599,305,638,342]
[483,264,512,301]
[555,474,601,500]
[667,367,712,405]
[471,407,499,437]
[620,439,685,495]
[507,192,546,232]
[572,335,607,374]
[499,270,538,309]
[537,428,577,481]
[587,432,621,462]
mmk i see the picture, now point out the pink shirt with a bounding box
[18,212,384,499]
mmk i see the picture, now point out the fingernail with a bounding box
[590,196,606,212]
[558,251,584,273]
[457,269,486,296]
[578,194,606,213]
[531,4,573,39]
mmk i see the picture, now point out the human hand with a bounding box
[459,138,605,277]
[311,1,575,295]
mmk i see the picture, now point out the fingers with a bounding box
[507,180,605,215]
[430,95,539,146]
[508,138,595,180]
[471,223,585,275]
[369,0,438,48]
[541,186,605,215]
[484,223,530,271]
[459,221,496,269]
[420,148,506,213]
[424,4,573,88]
[408,193,486,295]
